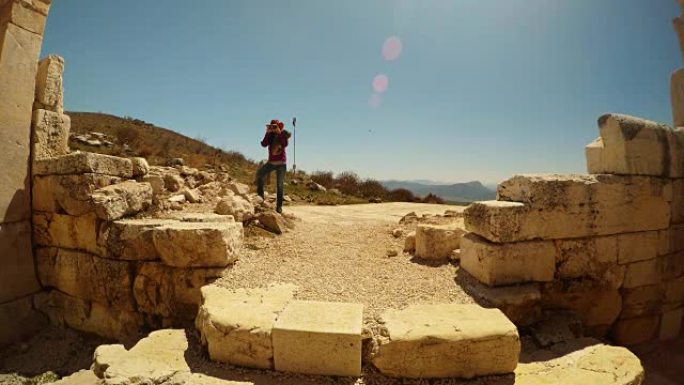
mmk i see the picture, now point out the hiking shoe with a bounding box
[276,207,283,214]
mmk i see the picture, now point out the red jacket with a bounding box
[261,131,290,163]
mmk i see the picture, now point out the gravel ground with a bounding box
[215,203,475,327]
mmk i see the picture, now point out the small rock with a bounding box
[130,157,150,177]
[215,195,254,222]
[404,231,416,253]
[167,157,185,167]
[163,173,184,192]
[399,211,418,224]
[387,249,399,257]
[369,197,383,203]
[168,194,186,203]
[182,188,202,203]
[257,211,295,234]
[451,249,461,260]
[307,182,327,192]
[391,228,403,238]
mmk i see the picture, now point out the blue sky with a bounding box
[42,0,681,184]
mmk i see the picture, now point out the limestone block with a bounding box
[151,221,243,267]
[31,109,69,160]
[273,300,363,376]
[163,173,184,192]
[541,280,622,333]
[620,284,665,319]
[224,181,250,198]
[372,304,520,379]
[460,233,555,286]
[34,54,63,113]
[669,223,684,255]
[49,370,100,385]
[659,307,683,340]
[91,181,153,221]
[130,157,149,177]
[555,235,624,288]
[34,290,144,341]
[617,231,660,264]
[36,247,136,311]
[461,275,542,326]
[611,316,659,346]
[176,212,235,223]
[0,22,43,223]
[33,173,122,216]
[215,195,254,222]
[658,252,684,281]
[585,113,676,177]
[0,0,49,35]
[133,262,227,320]
[33,212,99,254]
[469,174,671,242]
[141,174,164,195]
[182,187,202,203]
[403,230,415,252]
[672,178,684,224]
[414,224,465,260]
[92,329,191,385]
[0,294,46,348]
[515,338,644,385]
[0,220,39,303]
[33,152,134,177]
[195,284,297,369]
[98,218,176,261]
[665,275,684,305]
[673,68,684,128]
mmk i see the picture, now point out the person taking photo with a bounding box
[255,119,291,213]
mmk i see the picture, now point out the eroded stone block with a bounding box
[33,152,134,177]
[555,235,623,288]
[611,316,659,346]
[33,212,99,254]
[273,300,363,376]
[372,304,520,379]
[151,221,243,267]
[0,0,50,35]
[36,247,136,311]
[620,284,664,319]
[460,233,555,286]
[91,180,153,220]
[98,218,176,261]
[34,54,63,113]
[414,224,464,260]
[195,284,297,369]
[33,173,122,216]
[31,109,69,160]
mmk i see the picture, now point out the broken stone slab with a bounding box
[515,337,644,385]
[414,224,464,260]
[34,54,64,113]
[182,187,202,203]
[585,113,684,177]
[151,221,243,267]
[611,315,660,346]
[141,174,164,195]
[33,212,99,255]
[163,172,184,192]
[541,279,622,336]
[134,262,227,320]
[49,369,100,385]
[129,157,149,178]
[215,195,254,222]
[31,109,69,161]
[91,181,153,221]
[175,212,235,223]
[273,300,364,377]
[460,232,555,286]
[98,218,177,261]
[467,174,671,242]
[36,247,136,312]
[33,173,122,216]
[459,272,542,326]
[257,211,294,235]
[34,290,144,342]
[196,283,297,369]
[92,329,191,385]
[33,152,134,178]
[372,304,520,379]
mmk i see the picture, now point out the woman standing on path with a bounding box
[255,119,291,213]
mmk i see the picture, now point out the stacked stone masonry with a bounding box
[0,0,53,347]
[462,113,684,345]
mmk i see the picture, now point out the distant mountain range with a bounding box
[380,180,496,203]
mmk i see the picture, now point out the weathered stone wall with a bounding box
[0,0,52,347]
[462,114,684,345]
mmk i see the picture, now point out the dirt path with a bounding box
[216,203,474,325]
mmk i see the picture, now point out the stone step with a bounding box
[195,283,297,369]
[372,304,520,379]
[272,300,364,377]
[33,151,134,178]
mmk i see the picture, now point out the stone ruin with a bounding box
[0,0,679,383]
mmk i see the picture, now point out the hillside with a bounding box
[381,180,496,203]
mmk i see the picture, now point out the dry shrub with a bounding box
[335,171,361,196]
[387,188,415,202]
[359,179,388,199]
[311,171,335,188]
[422,193,445,204]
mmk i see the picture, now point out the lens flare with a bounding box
[372,74,389,93]
[382,36,402,61]
[369,94,381,108]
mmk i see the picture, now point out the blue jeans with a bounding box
[255,163,286,210]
